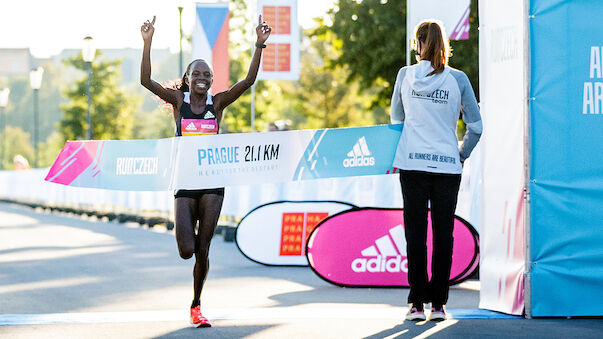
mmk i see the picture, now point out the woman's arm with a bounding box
[214,15,271,111]
[457,72,482,162]
[140,16,181,108]
[390,68,407,124]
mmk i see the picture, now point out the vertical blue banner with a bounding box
[530,0,603,316]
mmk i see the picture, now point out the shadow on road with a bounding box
[152,324,275,339]
[0,203,476,314]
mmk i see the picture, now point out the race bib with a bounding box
[181,119,218,136]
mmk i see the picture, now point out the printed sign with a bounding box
[236,201,355,266]
[529,0,603,317]
[47,124,403,191]
[306,208,479,287]
[279,212,327,256]
[479,0,526,316]
[257,0,299,80]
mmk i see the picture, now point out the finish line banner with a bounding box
[45,125,402,191]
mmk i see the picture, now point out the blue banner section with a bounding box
[530,0,603,316]
[293,124,402,180]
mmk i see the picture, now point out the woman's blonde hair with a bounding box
[414,20,450,76]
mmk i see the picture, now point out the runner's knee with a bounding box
[179,245,195,259]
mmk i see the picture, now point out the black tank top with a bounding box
[176,93,219,136]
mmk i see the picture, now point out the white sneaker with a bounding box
[430,306,446,321]
[405,305,426,321]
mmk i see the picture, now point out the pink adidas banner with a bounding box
[306,208,479,287]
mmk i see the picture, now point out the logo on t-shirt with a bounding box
[204,111,215,119]
[411,89,449,104]
[185,122,197,131]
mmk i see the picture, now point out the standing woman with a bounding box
[390,20,482,321]
[140,15,271,327]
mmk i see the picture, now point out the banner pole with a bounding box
[406,0,411,66]
[251,82,256,132]
[523,0,533,319]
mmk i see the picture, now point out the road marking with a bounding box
[0,308,520,326]
[413,320,459,339]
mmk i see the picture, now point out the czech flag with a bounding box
[192,2,230,94]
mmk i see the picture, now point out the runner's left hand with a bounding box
[256,15,272,44]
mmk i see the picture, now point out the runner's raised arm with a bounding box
[214,15,271,111]
[140,16,182,109]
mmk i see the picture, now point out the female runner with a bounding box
[140,15,271,327]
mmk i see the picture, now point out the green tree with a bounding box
[285,31,389,129]
[3,63,65,150]
[1,126,34,170]
[38,131,63,168]
[314,0,407,108]
[314,0,479,108]
[60,52,138,141]
[131,107,174,139]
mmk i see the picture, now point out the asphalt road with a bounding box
[1,202,601,338]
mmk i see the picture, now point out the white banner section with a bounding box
[256,0,300,80]
[173,129,311,189]
[478,0,526,315]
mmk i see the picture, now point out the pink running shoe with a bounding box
[190,306,211,327]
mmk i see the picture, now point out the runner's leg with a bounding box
[192,189,224,306]
[174,197,198,260]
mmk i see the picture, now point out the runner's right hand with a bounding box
[141,16,156,42]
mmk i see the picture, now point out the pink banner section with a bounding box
[306,208,479,287]
[44,141,102,186]
[450,5,471,40]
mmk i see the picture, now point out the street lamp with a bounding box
[82,36,96,140]
[29,67,44,168]
[0,88,10,170]
[178,6,184,77]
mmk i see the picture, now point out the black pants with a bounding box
[399,170,461,306]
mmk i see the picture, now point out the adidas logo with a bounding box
[185,122,197,131]
[204,111,215,119]
[351,224,408,273]
[343,136,375,168]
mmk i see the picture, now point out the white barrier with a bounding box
[0,165,479,229]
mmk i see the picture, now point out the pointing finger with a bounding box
[151,16,156,25]
[258,14,262,25]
